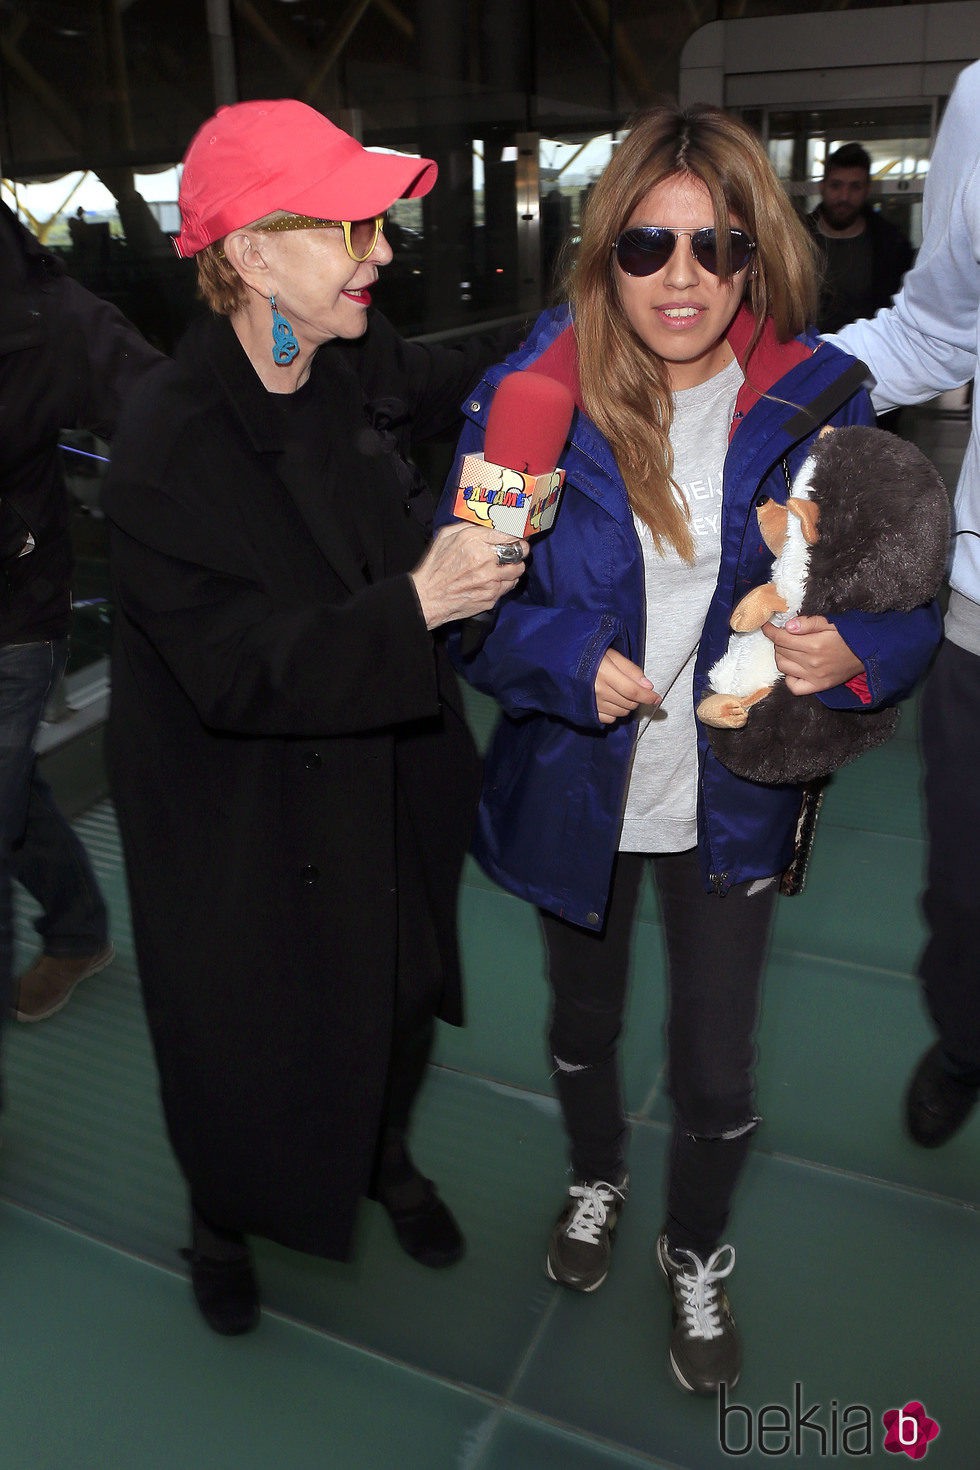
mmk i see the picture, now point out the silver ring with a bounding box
[493,542,524,565]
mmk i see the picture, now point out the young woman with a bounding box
[440,106,941,1395]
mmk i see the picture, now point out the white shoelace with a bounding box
[672,1244,736,1340]
[564,1181,625,1244]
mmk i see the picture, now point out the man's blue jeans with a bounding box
[0,639,108,1088]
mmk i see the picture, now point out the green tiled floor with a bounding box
[1,692,977,1468]
[0,1204,501,1470]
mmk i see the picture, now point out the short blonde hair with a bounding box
[193,212,294,316]
[195,243,248,315]
[570,104,820,561]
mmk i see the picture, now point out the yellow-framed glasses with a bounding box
[260,213,385,261]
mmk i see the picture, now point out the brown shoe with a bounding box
[13,943,115,1022]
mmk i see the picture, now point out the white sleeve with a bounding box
[823,62,980,413]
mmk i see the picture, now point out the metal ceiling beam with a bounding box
[375,0,413,41]
[232,0,309,86]
[572,0,673,111]
[301,0,374,105]
[0,21,81,156]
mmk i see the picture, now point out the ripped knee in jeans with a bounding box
[551,1052,593,1078]
[683,1114,762,1143]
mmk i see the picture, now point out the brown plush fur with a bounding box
[705,426,951,786]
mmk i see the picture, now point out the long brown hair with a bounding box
[570,104,819,562]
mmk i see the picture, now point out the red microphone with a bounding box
[454,371,575,655]
[453,370,575,539]
[486,371,576,474]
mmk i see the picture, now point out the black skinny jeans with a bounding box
[541,847,777,1257]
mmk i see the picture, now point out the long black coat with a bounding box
[103,311,490,1258]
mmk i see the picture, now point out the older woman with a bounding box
[102,99,527,1335]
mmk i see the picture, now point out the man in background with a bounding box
[808,142,914,333]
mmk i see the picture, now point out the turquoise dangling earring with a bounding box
[270,295,299,365]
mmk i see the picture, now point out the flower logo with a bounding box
[882,1401,940,1459]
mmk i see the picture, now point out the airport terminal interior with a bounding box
[1,2,978,1466]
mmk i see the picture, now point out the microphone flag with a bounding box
[452,371,574,539]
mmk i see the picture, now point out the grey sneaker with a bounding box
[546,1177,628,1292]
[656,1233,742,1394]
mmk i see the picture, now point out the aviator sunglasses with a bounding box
[260,213,386,261]
[613,226,757,279]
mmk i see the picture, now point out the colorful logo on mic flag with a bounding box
[454,453,565,538]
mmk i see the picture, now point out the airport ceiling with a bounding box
[0,0,967,180]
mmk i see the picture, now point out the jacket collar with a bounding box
[525,315,586,412]
[187,313,291,453]
[727,306,811,427]
[726,307,870,455]
[184,314,374,594]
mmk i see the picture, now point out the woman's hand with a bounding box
[594,648,658,725]
[763,614,864,694]
[411,523,528,631]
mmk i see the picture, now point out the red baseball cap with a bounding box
[175,98,437,258]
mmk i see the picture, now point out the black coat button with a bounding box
[300,865,319,886]
[305,751,322,769]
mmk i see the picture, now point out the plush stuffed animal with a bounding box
[697,425,951,786]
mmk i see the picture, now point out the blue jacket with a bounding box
[439,305,942,928]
